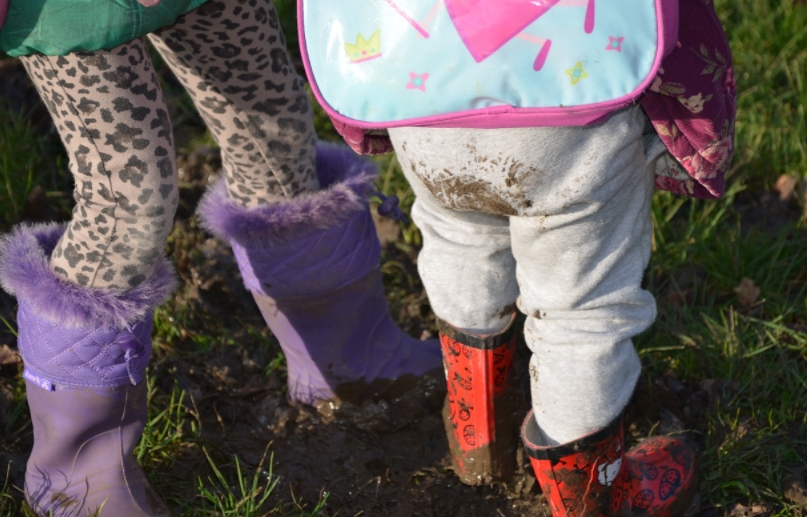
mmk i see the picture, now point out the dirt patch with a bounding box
[418,173,520,216]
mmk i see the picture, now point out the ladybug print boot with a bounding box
[521,409,700,516]
[438,314,522,485]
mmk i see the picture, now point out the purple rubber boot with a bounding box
[0,223,176,517]
[198,143,442,405]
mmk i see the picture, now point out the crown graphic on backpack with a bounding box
[345,30,382,63]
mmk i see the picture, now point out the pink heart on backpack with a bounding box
[444,0,562,62]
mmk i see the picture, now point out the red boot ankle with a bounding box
[521,409,699,516]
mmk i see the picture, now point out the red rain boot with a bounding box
[521,409,699,516]
[438,314,522,485]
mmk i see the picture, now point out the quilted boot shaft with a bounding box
[521,410,699,517]
[0,223,176,517]
[197,143,442,405]
[18,301,153,391]
[438,315,521,485]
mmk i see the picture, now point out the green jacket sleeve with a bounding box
[0,0,208,57]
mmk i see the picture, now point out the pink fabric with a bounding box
[136,0,162,6]
[641,0,735,199]
[444,0,563,62]
[0,0,8,31]
[332,121,395,155]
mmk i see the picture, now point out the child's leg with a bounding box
[507,109,654,445]
[148,0,319,208]
[10,40,177,516]
[21,42,177,290]
[390,107,696,512]
[394,107,654,442]
[155,0,441,405]
[390,128,524,484]
[510,109,697,516]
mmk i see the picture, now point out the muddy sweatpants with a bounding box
[388,106,662,446]
[20,0,318,290]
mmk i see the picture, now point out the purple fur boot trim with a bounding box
[197,142,379,248]
[0,222,176,330]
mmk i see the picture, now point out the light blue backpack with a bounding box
[299,0,679,132]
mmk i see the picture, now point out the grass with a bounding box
[1,0,807,514]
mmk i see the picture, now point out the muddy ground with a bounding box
[0,57,799,517]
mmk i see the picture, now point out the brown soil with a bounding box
[0,53,767,517]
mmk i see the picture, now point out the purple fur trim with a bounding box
[197,142,379,247]
[0,223,176,330]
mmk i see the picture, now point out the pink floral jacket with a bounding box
[333,0,736,200]
[641,0,735,199]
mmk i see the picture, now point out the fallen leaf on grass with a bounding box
[783,468,807,507]
[774,174,798,202]
[0,344,21,366]
[728,502,773,517]
[733,277,761,307]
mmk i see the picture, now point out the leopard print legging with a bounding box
[20,0,318,289]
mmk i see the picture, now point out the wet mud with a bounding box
[1,56,798,517]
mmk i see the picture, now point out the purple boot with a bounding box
[0,223,176,517]
[198,143,442,405]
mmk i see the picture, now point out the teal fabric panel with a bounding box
[0,0,207,57]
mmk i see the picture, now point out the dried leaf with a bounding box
[655,124,672,137]
[729,502,773,517]
[0,344,21,366]
[783,468,807,507]
[733,277,761,307]
[659,82,686,96]
[774,174,798,202]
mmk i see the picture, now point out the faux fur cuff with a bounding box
[196,142,378,247]
[0,222,176,330]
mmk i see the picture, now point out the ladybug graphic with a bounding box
[632,489,655,511]
[659,469,682,501]
[609,487,627,513]
[445,340,462,356]
[459,407,471,421]
[463,425,476,446]
[554,468,588,488]
[494,365,509,388]
[669,443,693,470]
[462,346,472,359]
[453,372,472,390]
[629,461,659,481]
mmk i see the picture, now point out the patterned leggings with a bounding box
[21,0,318,290]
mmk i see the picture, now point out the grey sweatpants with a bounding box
[389,106,661,445]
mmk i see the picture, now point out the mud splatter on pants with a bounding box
[20,0,317,289]
[389,106,664,446]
